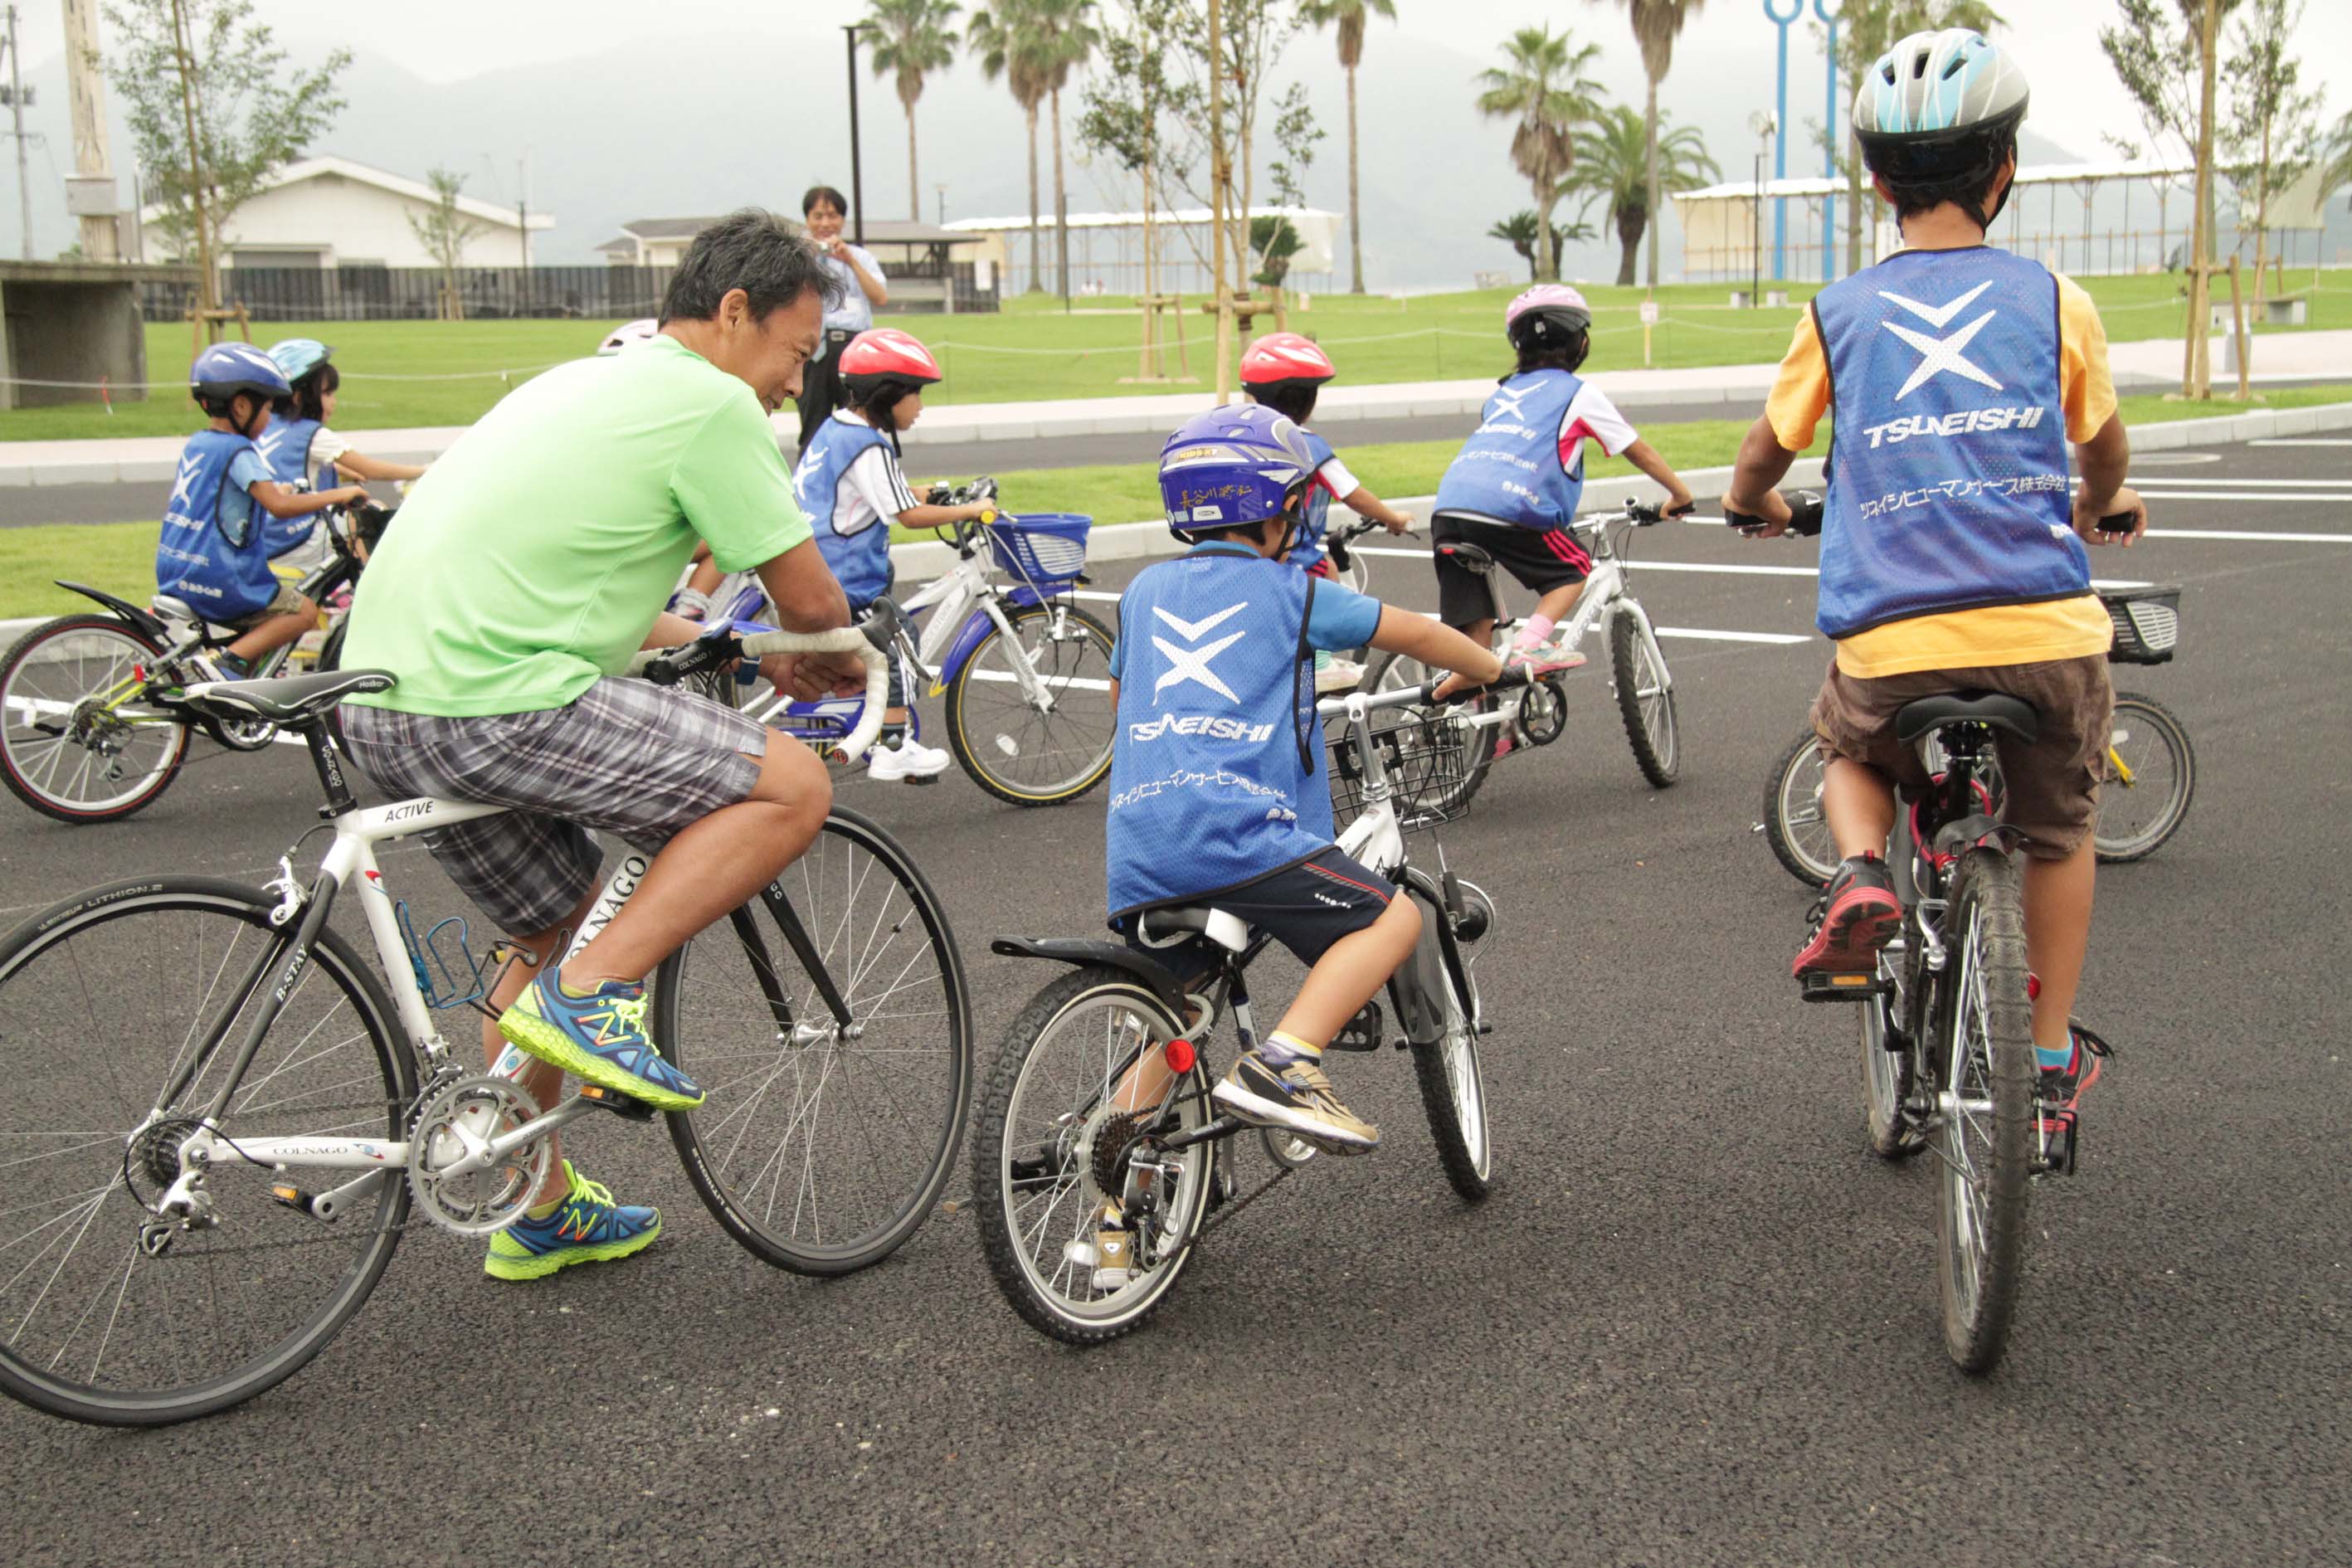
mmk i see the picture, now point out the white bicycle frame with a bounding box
[144,629,888,1226]
[1457,511,1673,738]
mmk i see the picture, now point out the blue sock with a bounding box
[2036,1042,2074,1072]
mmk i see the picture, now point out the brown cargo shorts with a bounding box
[1809,653,2115,860]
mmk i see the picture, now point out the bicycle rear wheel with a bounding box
[972,967,1216,1344]
[1765,729,1837,888]
[0,878,411,1425]
[943,601,1118,806]
[1410,943,1494,1201]
[1608,603,1679,787]
[0,616,190,825]
[2095,692,2194,864]
[657,807,971,1276]
[1931,850,2036,1373]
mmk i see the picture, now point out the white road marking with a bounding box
[1655,627,1812,645]
[2144,528,2352,543]
[2128,475,2352,486]
[2135,492,2352,503]
[2247,438,2352,447]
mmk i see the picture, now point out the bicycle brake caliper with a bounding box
[265,855,305,928]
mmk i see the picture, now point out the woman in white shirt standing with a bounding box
[792,183,890,455]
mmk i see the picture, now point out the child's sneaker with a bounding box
[484,1161,661,1280]
[867,736,952,782]
[1792,854,1902,979]
[670,588,711,623]
[1210,1045,1379,1153]
[1313,656,1367,694]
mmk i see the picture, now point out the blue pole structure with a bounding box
[1765,0,1801,282]
[1816,0,1838,282]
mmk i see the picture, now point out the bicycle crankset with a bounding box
[406,1074,551,1236]
[1516,677,1569,747]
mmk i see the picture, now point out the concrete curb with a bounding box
[5,400,2344,647]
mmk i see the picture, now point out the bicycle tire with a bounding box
[1361,650,1497,817]
[971,967,1215,1345]
[2095,692,2195,864]
[942,601,1118,807]
[1932,849,2036,1374]
[660,806,972,1276]
[0,615,190,825]
[1765,728,1838,889]
[1410,934,1494,1201]
[1608,604,1680,787]
[0,877,412,1426]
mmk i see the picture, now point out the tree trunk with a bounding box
[1052,85,1070,305]
[907,99,922,224]
[1643,71,1662,289]
[1208,0,1234,402]
[1024,102,1044,294]
[1346,61,1366,293]
[2250,112,2272,310]
[168,0,216,316]
[1617,207,1641,288]
[2184,0,2220,397]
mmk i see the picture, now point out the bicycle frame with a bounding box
[1454,514,1673,737]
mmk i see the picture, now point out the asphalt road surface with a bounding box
[0,436,2346,1566]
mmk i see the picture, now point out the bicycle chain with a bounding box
[1195,1160,1297,1239]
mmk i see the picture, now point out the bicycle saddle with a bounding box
[1136,905,1252,953]
[181,668,395,725]
[149,597,238,644]
[1435,541,1497,572]
[1893,691,2040,745]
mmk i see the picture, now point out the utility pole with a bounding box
[842,23,869,246]
[3,7,31,261]
[62,0,120,261]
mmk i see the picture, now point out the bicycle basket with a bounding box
[986,513,1093,586]
[2100,585,2180,665]
[1327,703,1480,829]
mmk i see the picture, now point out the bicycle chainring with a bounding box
[405,1074,550,1236]
[1517,678,1568,747]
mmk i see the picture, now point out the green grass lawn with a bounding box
[11,382,2342,622]
[7,269,2345,443]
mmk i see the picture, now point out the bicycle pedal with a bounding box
[2036,1110,2081,1177]
[1327,1001,1384,1052]
[1799,971,1890,1003]
[577,1082,658,1122]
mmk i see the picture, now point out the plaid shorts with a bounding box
[340,677,770,933]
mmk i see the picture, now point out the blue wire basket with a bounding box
[985,513,1093,587]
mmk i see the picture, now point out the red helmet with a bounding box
[1239,332,1337,393]
[840,328,943,398]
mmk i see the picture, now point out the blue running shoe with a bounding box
[497,971,704,1110]
[485,1161,660,1281]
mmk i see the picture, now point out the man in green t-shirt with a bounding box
[338,209,864,1282]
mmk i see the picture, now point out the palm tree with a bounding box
[867,0,963,225]
[1476,26,1604,283]
[1595,0,1707,289]
[1032,0,1100,304]
[1488,210,1596,281]
[1301,0,1397,295]
[969,2,1054,291]
[1566,103,1719,285]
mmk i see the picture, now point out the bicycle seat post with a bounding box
[305,724,360,821]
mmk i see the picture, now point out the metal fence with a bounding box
[138,260,999,323]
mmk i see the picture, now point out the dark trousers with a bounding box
[794,328,859,455]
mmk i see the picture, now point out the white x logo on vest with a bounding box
[1151,601,1248,704]
[169,454,203,509]
[1488,383,1534,422]
[1877,280,2004,401]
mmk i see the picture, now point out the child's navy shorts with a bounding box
[1125,848,1395,982]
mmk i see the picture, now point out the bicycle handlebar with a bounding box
[1310,665,1531,722]
[626,618,895,760]
[1724,489,1825,538]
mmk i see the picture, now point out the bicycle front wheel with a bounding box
[1931,850,2036,1374]
[1359,650,1497,820]
[2095,692,2195,864]
[658,807,971,1276]
[943,601,1118,806]
[1608,604,1679,787]
[1410,940,1494,1201]
[971,967,1217,1344]
[1765,729,1837,888]
[0,878,412,1426]
[0,616,190,825]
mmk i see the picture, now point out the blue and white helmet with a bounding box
[190,342,291,408]
[265,338,334,382]
[1158,403,1318,540]
[1853,29,2028,163]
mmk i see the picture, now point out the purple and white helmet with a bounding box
[1157,403,1319,539]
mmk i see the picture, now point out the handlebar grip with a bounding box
[2095,511,2138,534]
[738,626,894,761]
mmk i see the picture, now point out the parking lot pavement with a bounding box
[0,434,2346,1566]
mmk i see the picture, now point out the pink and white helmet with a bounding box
[1503,285,1592,350]
[597,319,660,355]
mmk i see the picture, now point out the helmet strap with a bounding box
[231,394,265,438]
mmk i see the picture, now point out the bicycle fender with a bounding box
[53,581,170,643]
[1385,870,1452,1047]
[931,608,996,696]
[1930,813,2025,858]
[989,937,1191,1019]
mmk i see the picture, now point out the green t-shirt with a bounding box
[341,335,809,716]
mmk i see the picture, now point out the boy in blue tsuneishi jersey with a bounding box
[1103,405,1504,1153]
[1431,285,1697,664]
[793,327,996,783]
[154,344,368,677]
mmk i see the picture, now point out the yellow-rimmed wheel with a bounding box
[942,601,1118,806]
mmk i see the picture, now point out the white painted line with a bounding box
[2145,528,2352,543]
[1352,545,1427,558]
[2128,475,2352,487]
[1655,627,1811,645]
[2136,491,2352,502]
[2249,437,2352,447]
[1623,559,1824,577]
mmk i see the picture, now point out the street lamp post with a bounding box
[1763,0,1801,283]
[1815,0,1838,282]
[842,23,870,247]
[1748,110,1776,305]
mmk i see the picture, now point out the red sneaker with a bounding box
[1791,855,1902,978]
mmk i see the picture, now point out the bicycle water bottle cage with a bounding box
[394,901,491,1011]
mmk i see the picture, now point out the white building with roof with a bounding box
[942,206,1342,295]
[135,154,553,271]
